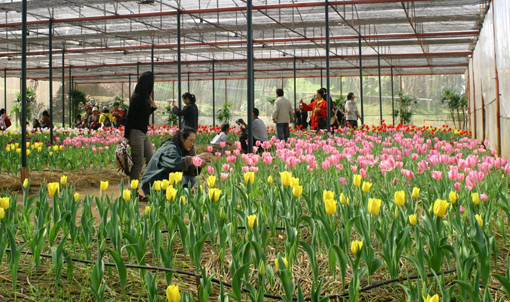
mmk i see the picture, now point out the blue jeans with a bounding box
[276,123,290,141]
[181,175,197,188]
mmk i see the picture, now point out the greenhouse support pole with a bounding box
[391,66,395,126]
[136,62,140,79]
[378,53,383,124]
[293,56,297,127]
[3,69,6,111]
[151,44,155,125]
[68,65,72,127]
[358,35,364,126]
[21,0,28,177]
[49,18,53,144]
[212,59,215,127]
[187,72,190,92]
[128,74,131,98]
[247,0,254,153]
[320,68,323,87]
[177,9,182,129]
[339,76,342,96]
[325,0,331,132]
[62,49,65,127]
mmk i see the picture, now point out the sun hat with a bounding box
[92,107,99,112]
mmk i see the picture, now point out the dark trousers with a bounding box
[276,123,290,141]
[346,120,358,129]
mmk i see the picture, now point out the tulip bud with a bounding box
[247,215,257,229]
[361,181,372,193]
[423,294,439,302]
[394,190,405,206]
[122,189,131,201]
[180,196,186,206]
[275,256,289,271]
[292,185,303,198]
[23,178,29,189]
[409,214,417,226]
[154,180,162,191]
[131,179,139,190]
[207,175,216,188]
[60,175,67,186]
[47,182,60,197]
[100,181,109,191]
[353,174,362,187]
[471,193,480,205]
[449,191,457,204]
[412,187,420,199]
[259,260,266,276]
[145,206,151,215]
[433,199,450,217]
[367,198,382,215]
[166,284,181,302]
[475,214,483,227]
[73,192,80,202]
[267,175,273,185]
[351,240,363,255]
[0,197,9,210]
[0,207,4,220]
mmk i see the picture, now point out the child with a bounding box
[210,123,232,154]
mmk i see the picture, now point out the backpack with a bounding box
[115,141,133,175]
[103,115,112,127]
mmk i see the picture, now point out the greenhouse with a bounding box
[0,0,509,301]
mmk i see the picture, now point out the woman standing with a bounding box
[172,92,198,130]
[344,92,361,129]
[40,110,51,129]
[124,71,157,182]
[299,89,328,131]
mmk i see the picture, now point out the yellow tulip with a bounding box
[5,146,10,152]
[166,284,181,302]
[362,181,372,193]
[323,190,335,202]
[59,145,63,150]
[60,175,68,186]
[367,198,382,215]
[247,215,257,229]
[433,199,450,217]
[145,206,151,215]
[73,192,80,202]
[37,147,42,153]
[409,214,417,226]
[23,178,29,189]
[161,179,170,190]
[199,185,203,193]
[207,175,216,188]
[280,171,292,186]
[292,185,303,197]
[174,172,183,184]
[324,199,337,215]
[26,149,30,156]
[49,152,53,156]
[0,197,9,210]
[339,193,349,205]
[169,173,176,185]
[209,188,221,202]
[351,240,363,255]
[290,177,300,188]
[0,207,4,220]
[267,175,273,185]
[47,182,60,197]
[475,214,483,227]
[449,191,457,204]
[166,187,177,201]
[353,174,362,187]
[412,187,420,199]
[471,193,480,205]
[423,294,439,302]
[180,196,186,205]
[131,179,139,190]
[100,181,109,191]
[244,172,255,185]
[154,180,162,191]
[16,148,21,154]
[275,257,289,271]
[394,190,405,206]
[53,145,59,152]
[122,189,131,201]
[26,142,30,148]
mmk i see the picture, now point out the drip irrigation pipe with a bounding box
[5,248,458,300]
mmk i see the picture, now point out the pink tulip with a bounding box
[220,141,226,148]
[233,149,240,156]
[454,182,461,191]
[505,164,510,174]
[336,164,343,170]
[287,157,298,168]
[192,156,202,166]
[242,166,249,173]
[339,177,346,185]
[393,177,399,185]
[222,164,230,171]
[322,161,330,171]
[480,193,488,201]
[431,171,443,180]
[208,166,214,174]
[460,205,465,214]
[350,166,358,172]
[360,169,367,178]
[411,153,418,161]
[207,146,213,152]
[215,152,222,157]
[264,156,273,164]
[221,173,229,180]
[225,151,231,156]
[250,166,258,172]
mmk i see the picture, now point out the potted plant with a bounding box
[394,91,417,125]
[440,88,467,130]
[11,87,36,126]
[217,102,233,124]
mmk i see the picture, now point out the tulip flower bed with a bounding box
[1,124,510,302]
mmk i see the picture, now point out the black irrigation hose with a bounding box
[5,248,457,301]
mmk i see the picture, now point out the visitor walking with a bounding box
[344,92,361,129]
[124,71,157,182]
[172,92,199,130]
[271,88,293,141]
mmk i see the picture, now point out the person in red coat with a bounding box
[299,89,328,131]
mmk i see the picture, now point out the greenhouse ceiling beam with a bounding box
[25,63,467,80]
[2,51,471,72]
[0,31,478,58]
[74,71,466,85]
[0,0,438,28]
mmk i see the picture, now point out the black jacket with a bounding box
[173,103,198,130]
[124,93,156,138]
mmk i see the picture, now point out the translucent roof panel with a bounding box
[0,0,490,82]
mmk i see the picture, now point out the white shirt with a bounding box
[211,132,228,145]
[253,118,268,141]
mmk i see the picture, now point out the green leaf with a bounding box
[108,249,127,292]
